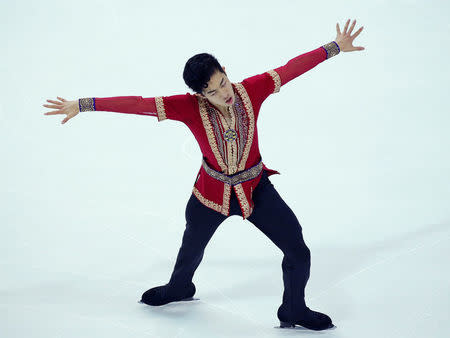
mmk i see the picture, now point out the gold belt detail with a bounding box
[202,158,263,186]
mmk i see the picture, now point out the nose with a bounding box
[222,91,231,101]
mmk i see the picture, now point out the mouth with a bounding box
[225,97,232,104]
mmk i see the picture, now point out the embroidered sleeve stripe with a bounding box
[154,96,167,121]
[267,69,281,94]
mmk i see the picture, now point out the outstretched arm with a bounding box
[276,18,365,87]
[273,41,339,88]
[79,96,160,118]
[241,41,339,109]
[242,19,364,108]
[78,94,197,123]
[44,93,198,125]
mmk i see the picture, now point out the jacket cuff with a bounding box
[78,98,95,112]
[322,41,340,59]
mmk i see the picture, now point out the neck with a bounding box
[210,102,229,115]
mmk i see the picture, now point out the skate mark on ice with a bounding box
[310,235,449,301]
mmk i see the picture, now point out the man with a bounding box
[43,19,364,331]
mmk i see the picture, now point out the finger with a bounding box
[351,26,364,39]
[57,96,67,102]
[61,118,68,124]
[44,110,63,115]
[43,103,62,109]
[336,22,341,35]
[349,46,365,52]
[344,19,350,34]
[46,99,62,105]
[348,19,356,35]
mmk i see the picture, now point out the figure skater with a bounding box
[43,19,364,331]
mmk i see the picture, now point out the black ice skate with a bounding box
[277,306,336,331]
[139,282,198,306]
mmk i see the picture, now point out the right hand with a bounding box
[43,97,79,124]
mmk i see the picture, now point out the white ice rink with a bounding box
[2,1,449,337]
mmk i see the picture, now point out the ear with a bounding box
[222,66,226,73]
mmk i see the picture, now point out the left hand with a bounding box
[335,19,365,52]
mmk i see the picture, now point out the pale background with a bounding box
[1,0,449,337]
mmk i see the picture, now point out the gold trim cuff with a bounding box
[78,98,95,112]
[322,41,340,59]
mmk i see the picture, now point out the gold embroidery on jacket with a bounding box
[206,105,227,167]
[217,108,238,175]
[234,93,248,164]
[192,186,226,215]
[197,96,228,172]
[234,83,255,172]
[196,86,253,176]
[155,96,167,121]
[222,183,232,215]
[234,183,252,219]
[267,70,281,93]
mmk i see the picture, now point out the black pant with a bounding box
[167,169,311,321]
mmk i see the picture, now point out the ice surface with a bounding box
[2,0,449,337]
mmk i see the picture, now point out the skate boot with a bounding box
[139,282,196,306]
[278,306,335,331]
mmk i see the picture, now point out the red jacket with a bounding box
[79,42,340,219]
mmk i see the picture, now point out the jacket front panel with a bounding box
[186,73,282,219]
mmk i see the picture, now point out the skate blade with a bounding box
[275,322,337,330]
[177,297,200,302]
[137,297,200,304]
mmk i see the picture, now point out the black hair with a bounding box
[183,53,225,95]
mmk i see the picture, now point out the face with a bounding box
[200,66,235,110]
